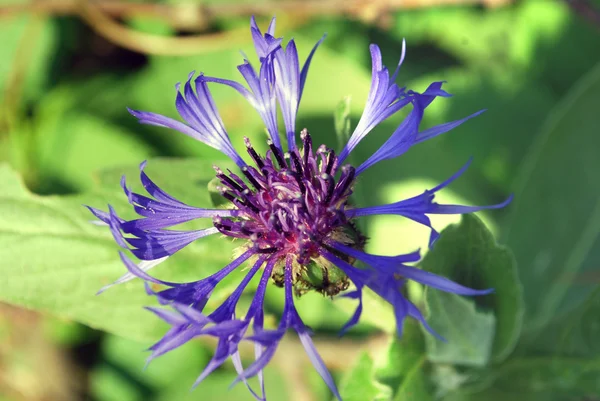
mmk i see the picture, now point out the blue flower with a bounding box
[88,16,511,401]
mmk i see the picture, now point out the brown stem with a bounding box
[0,0,513,56]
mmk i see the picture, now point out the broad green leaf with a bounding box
[422,214,522,363]
[504,61,600,332]
[338,353,392,401]
[0,161,239,343]
[425,292,495,367]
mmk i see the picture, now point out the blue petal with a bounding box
[416,109,485,144]
[338,44,411,165]
[156,249,254,308]
[346,159,512,246]
[355,96,425,174]
[232,344,279,384]
[406,302,445,342]
[338,289,363,336]
[125,227,218,260]
[330,241,421,272]
[273,41,300,150]
[299,34,326,105]
[97,257,169,294]
[209,257,265,321]
[204,60,282,150]
[250,16,282,59]
[128,73,245,167]
[120,167,234,230]
[397,265,493,296]
[321,248,426,339]
[298,330,342,401]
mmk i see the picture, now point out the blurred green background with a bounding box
[1,0,600,400]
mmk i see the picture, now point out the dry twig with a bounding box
[0,1,514,56]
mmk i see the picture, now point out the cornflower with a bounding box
[88,16,511,400]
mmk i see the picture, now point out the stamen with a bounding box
[242,166,262,190]
[214,137,355,264]
[290,151,304,175]
[293,172,306,194]
[240,199,260,213]
[322,173,335,204]
[219,190,238,204]
[215,220,233,231]
[218,172,244,192]
[244,137,264,169]
[269,214,283,233]
[256,247,278,254]
[325,149,336,175]
[239,222,252,236]
[336,165,356,197]
[300,129,312,165]
[268,139,287,169]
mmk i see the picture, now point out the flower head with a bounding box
[88,16,511,401]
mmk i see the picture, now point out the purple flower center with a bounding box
[212,129,359,270]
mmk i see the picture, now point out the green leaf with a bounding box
[503,61,600,332]
[338,353,392,401]
[424,291,495,367]
[0,161,238,343]
[334,96,352,150]
[421,214,522,364]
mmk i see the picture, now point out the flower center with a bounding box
[212,130,364,296]
[213,129,358,260]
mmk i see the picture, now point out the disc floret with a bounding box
[212,130,361,295]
